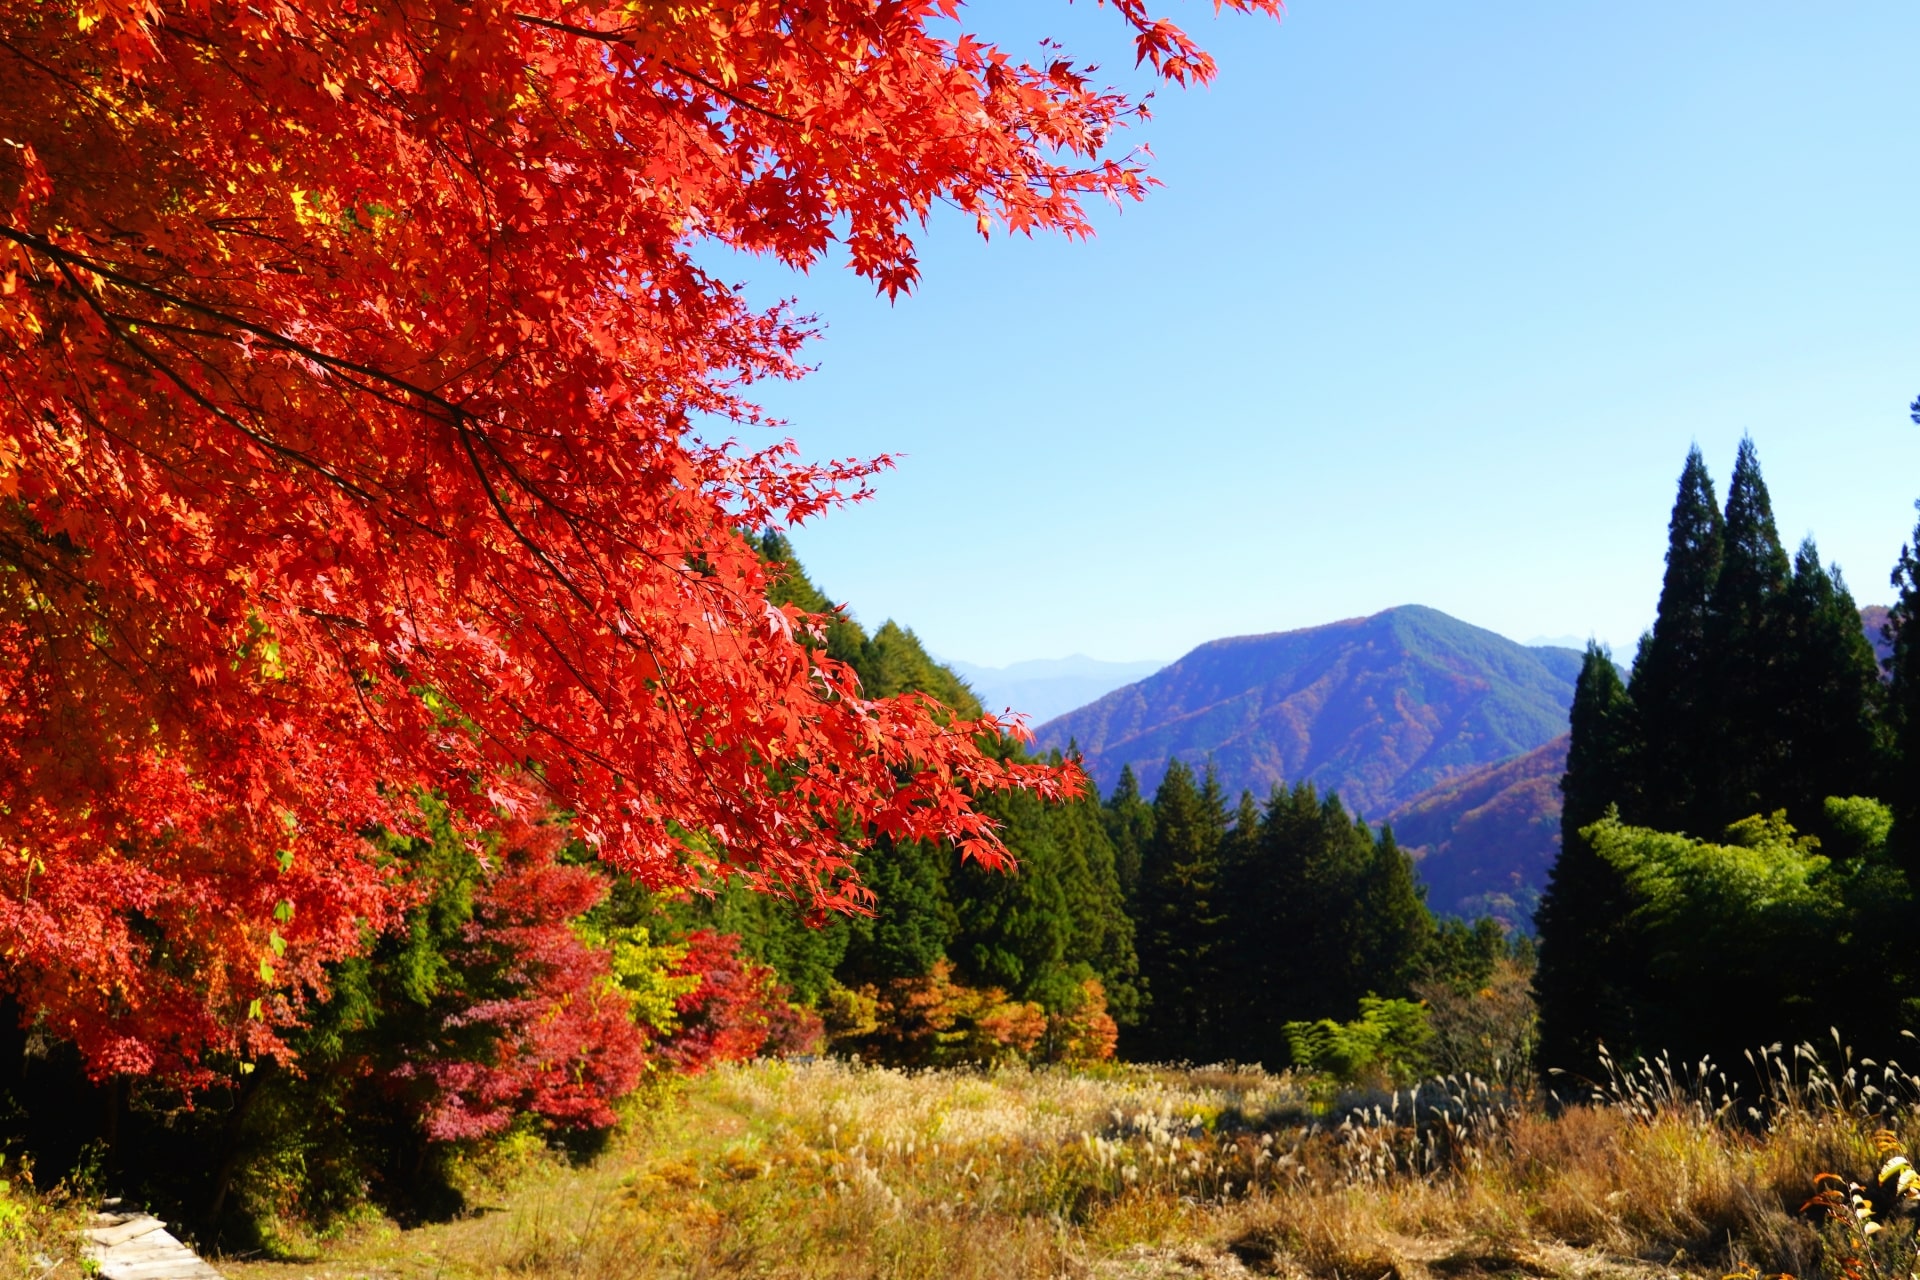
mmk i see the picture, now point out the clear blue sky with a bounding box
[720,0,1920,669]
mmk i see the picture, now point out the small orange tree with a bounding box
[0,0,1283,1080]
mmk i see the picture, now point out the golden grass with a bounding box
[208,1056,1916,1280]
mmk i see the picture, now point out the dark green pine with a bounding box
[1103,764,1155,907]
[1131,759,1229,1061]
[1887,504,1920,875]
[839,837,957,985]
[1534,643,1643,1077]
[1700,437,1794,828]
[1630,446,1725,834]
[1354,821,1433,1001]
[1774,540,1884,836]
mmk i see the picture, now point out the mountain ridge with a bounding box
[1035,605,1582,819]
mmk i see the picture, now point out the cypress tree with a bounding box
[1218,783,1312,1067]
[952,784,1073,998]
[1041,759,1142,1023]
[1775,540,1883,835]
[1535,644,1641,1076]
[840,838,957,985]
[1631,447,1724,833]
[1887,504,1920,875]
[1299,793,1396,1018]
[1103,765,1155,907]
[1702,437,1793,828]
[1354,822,1434,1000]
[1133,759,1229,1061]
[1217,785,1442,1069]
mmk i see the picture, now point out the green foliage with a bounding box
[1574,803,1913,1066]
[1776,542,1886,834]
[840,839,958,986]
[581,923,697,1034]
[1418,917,1512,996]
[1283,997,1433,1086]
[732,540,1141,1042]
[1887,505,1920,873]
[1827,794,1895,859]
[0,1157,26,1242]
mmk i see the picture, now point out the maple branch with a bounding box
[508,13,795,124]
[0,225,475,429]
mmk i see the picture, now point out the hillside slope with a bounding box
[1035,606,1581,818]
[1387,735,1567,925]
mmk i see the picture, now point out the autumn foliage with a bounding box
[402,820,649,1142]
[0,0,1281,1080]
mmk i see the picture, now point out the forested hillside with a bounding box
[1035,606,1581,817]
[1389,735,1568,924]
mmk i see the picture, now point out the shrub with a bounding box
[1283,996,1433,1087]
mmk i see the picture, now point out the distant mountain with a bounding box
[1388,736,1566,927]
[945,655,1169,727]
[1035,606,1583,819]
[1863,604,1894,671]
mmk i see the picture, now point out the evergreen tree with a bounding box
[1132,760,1229,1061]
[1355,823,1433,1000]
[1047,768,1144,1024]
[839,838,957,985]
[1103,765,1155,906]
[950,749,1140,1020]
[1535,644,1641,1076]
[1560,644,1638,833]
[1887,504,1920,875]
[1217,785,1432,1069]
[757,530,867,669]
[1775,541,1884,836]
[1631,447,1725,834]
[1702,437,1794,827]
[951,783,1073,998]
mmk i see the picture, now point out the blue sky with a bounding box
[718,0,1920,669]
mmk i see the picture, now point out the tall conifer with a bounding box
[1355,823,1434,1000]
[1536,644,1641,1075]
[1133,760,1229,1061]
[1776,541,1884,833]
[1632,447,1724,834]
[1887,505,1920,873]
[1104,765,1155,906]
[1703,437,1793,826]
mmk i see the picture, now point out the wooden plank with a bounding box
[97,1256,221,1280]
[81,1213,225,1280]
[99,1239,197,1264]
[86,1216,167,1248]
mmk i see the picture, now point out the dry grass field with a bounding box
[120,1048,1910,1280]
[0,1051,1903,1279]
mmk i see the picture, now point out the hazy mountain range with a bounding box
[945,655,1168,727]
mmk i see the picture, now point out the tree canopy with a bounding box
[0,0,1282,1080]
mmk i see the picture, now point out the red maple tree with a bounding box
[0,0,1283,1080]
